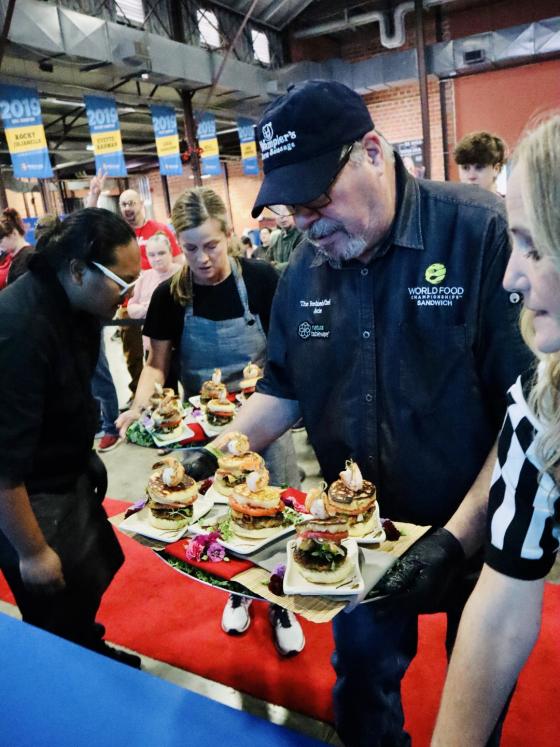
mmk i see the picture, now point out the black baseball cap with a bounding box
[251,80,374,218]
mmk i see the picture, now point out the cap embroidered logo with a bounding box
[262,122,274,141]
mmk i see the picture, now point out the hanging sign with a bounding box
[237,117,258,175]
[150,104,182,176]
[84,94,127,176]
[0,84,53,178]
[196,111,221,176]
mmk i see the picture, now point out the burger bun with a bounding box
[296,555,354,585]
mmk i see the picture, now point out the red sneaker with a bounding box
[97,434,121,453]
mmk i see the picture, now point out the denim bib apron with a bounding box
[179,258,299,488]
[180,258,266,396]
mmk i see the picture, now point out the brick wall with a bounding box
[128,160,264,238]
[364,77,446,181]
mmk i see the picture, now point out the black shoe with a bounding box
[94,642,141,669]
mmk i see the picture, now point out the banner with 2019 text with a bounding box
[237,117,258,176]
[150,104,182,176]
[196,111,221,176]
[84,94,127,177]
[0,84,53,178]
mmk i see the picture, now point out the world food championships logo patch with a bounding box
[298,321,330,339]
[408,263,464,307]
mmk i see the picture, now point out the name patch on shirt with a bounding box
[299,297,331,315]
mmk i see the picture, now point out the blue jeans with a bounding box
[332,571,507,747]
[91,339,119,438]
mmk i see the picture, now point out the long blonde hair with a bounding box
[516,115,560,482]
[170,187,236,305]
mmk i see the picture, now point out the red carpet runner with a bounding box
[0,498,558,745]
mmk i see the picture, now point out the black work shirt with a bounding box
[0,270,100,493]
[144,257,279,347]
[6,246,34,285]
[258,156,533,526]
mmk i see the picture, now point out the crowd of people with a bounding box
[0,77,558,746]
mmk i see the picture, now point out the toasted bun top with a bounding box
[147,472,198,506]
[200,381,226,397]
[207,398,235,414]
[217,451,264,474]
[230,483,282,510]
[326,479,376,516]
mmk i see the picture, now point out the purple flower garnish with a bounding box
[273,563,286,579]
[207,542,226,562]
[185,540,204,562]
[140,413,154,429]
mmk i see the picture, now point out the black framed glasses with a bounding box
[268,143,355,216]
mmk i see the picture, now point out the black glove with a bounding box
[373,527,465,614]
[177,447,219,481]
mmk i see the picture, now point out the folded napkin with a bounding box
[163,539,254,580]
[178,421,207,444]
[280,487,307,512]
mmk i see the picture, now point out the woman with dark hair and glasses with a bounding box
[0,207,141,667]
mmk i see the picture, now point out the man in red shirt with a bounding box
[118,189,184,269]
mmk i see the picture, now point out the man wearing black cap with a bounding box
[182,80,531,746]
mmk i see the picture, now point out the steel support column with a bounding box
[415,0,431,179]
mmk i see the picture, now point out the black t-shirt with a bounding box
[144,257,279,346]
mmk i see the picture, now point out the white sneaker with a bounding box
[269,605,305,657]
[221,594,252,635]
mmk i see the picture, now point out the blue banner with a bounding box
[150,104,182,176]
[0,84,53,178]
[84,95,127,177]
[196,112,221,176]
[237,117,259,176]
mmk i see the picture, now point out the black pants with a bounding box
[332,566,510,747]
[2,563,106,650]
[0,461,122,652]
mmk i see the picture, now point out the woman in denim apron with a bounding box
[118,188,304,656]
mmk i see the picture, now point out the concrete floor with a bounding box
[95,329,340,745]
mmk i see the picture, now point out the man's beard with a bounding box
[307,217,367,266]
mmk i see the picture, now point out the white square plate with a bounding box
[283,538,364,596]
[149,421,197,447]
[118,491,214,543]
[354,504,386,545]
[189,512,295,556]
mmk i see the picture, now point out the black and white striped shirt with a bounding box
[486,373,560,580]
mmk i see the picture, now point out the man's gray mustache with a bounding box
[307,218,345,241]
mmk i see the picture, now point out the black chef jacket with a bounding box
[0,268,100,494]
[258,155,533,526]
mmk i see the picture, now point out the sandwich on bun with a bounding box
[200,368,227,406]
[151,392,184,437]
[214,433,264,496]
[293,517,352,584]
[228,467,284,539]
[146,457,198,530]
[206,394,235,427]
[325,461,381,538]
[239,361,263,398]
[149,382,175,409]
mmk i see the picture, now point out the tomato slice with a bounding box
[229,497,281,516]
[301,530,348,542]
[210,410,234,418]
